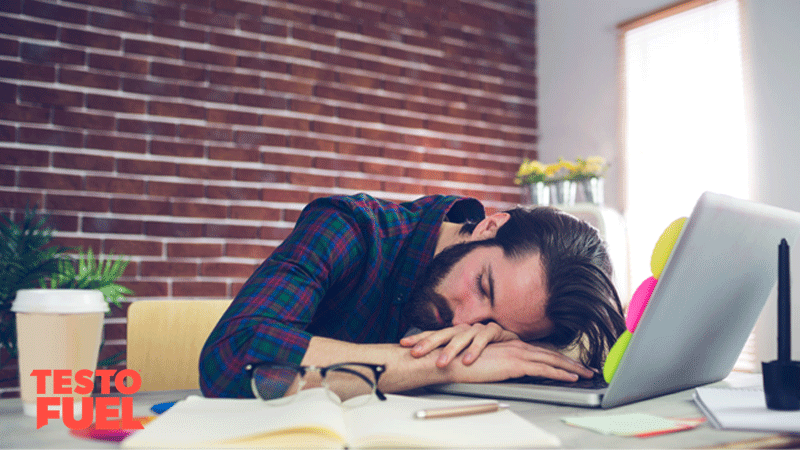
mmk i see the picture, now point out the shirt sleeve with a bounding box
[198,197,367,398]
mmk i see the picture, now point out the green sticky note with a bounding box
[563,413,690,437]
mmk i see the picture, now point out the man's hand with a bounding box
[400,322,520,368]
[438,340,595,383]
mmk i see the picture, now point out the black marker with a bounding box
[762,239,800,410]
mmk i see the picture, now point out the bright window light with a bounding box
[623,0,748,297]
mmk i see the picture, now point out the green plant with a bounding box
[1,206,70,362]
[1,206,133,368]
[42,248,132,309]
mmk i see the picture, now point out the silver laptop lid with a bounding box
[601,192,800,407]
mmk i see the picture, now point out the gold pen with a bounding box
[413,402,510,419]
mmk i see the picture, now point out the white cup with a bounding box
[12,289,108,418]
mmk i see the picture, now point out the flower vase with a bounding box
[579,177,604,205]
[526,182,550,206]
[551,180,577,206]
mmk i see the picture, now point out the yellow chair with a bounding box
[126,299,232,391]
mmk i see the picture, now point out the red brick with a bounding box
[85,176,146,195]
[177,164,233,181]
[149,101,206,120]
[339,107,380,123]
[167,242,223,258]
[200,262,257,278]
[151,62,206,82]
[184,48,237,67]
[82,216,143,235]
[0,191,45,209]
[208,146,260,163]
[88,94,146,114]
[0,148,48,167]
[262,41,311,60]
[289,172,335,188]
[122,280,168,297]
[239,19,287,38]
[225,242,274,259]
[229,204,280,221]
[60,28,120,50]
[258,226,291,241]
[3,17,57,40]
[262,78,313,96]
[113,198,170,216]
[117,159,177,176]
[172,202,227,219]
[292,27,336,46]
[339,176,381,191]
[173,281,227,298]
[89,11,149,33]
[290,100,332,118]
[3,61,55,82]
[210,32,261,52]
[179,86,237,104]
[184,7,236,29]
[60,69,120,90]
[261,187,308,203]
[313,120,356,137]
[208,108,259,126]
[236,168,289,184]
[86,134,147,153]
[25,0,87,24]
[145,221,204,238]
[19,86,83,107]
[0,104,49,123]
[314,156,359,172]
[47,194,111,213]
[89,53,148,75]
[209,69,261,89]
[147,181,204,198]
[150,140,204,158]
[204,223,260,239]
[122,78,180,97]
[179,124,233,142]
[363,161,405,177]
[140,261,198,278]
[124,39,180,58]
[235,130,285,147]
[207,186,260,202]
[19,127,83,147]
[383,180,425,195]
[237,56,289,74]
[117,118,177,136]
[53,110,115,131]
[19,170,82,191]
[289,135,336,153]
[152,23,205,43]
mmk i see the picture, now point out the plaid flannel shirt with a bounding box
[199,193,485,397]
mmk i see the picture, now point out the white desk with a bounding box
[1,373,797,449]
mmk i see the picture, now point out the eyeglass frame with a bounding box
[245,362,388,402]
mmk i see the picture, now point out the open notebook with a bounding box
[431,192,800,408]
[121,388,560,449]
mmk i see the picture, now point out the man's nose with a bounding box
[451,300,492,325]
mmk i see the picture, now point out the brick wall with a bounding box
[0,0,538,396]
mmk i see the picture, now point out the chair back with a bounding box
[126,299,231,391]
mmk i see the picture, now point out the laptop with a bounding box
[429,192,800,408]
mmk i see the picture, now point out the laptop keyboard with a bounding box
[506,375,609,389]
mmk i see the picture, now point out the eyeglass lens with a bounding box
[251,364,378,405]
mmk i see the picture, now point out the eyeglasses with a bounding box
[245,362,387,406]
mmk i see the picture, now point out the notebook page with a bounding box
[342,394,560,449]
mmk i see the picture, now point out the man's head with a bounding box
[403,206,626,369]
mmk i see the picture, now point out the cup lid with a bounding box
[11,289,109,313]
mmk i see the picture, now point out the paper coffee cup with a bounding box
[12,289,108,418]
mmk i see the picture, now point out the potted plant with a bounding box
[515,159,560,206]
[0,206,132,369]
[570,156,609,205]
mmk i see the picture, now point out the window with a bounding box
[619,1,754,370]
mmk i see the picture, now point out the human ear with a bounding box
[471,212,511,240]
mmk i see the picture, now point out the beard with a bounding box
[403,239,494,331]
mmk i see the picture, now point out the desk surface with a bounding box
[1,372,797,449]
